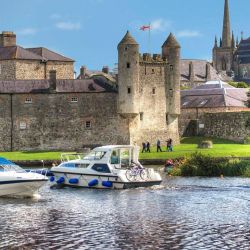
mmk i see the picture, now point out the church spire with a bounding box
[222,0,231,47]
[231,31,235,48]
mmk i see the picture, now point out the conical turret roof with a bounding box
[118,31,138,47]
[162,33,180,48]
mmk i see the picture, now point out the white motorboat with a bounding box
[0,158,48,197]
[50,145,162,189]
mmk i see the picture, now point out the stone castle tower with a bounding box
[117,31,180,144]
[213,0,236,73]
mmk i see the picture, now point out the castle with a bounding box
[0,31,180,151]
[213,0,250,82]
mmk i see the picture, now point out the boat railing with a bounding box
[60,153,87,162]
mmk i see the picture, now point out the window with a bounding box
[127,62,130,68]
[152,88,156,95]
[140,112,143,121]
[169,89,173,97]
[85,121,91,129]
[92,164,111,173]
[152,69,155,74]
[71,97,78,103]
[127,87,131,94]
[25,97,32,104]
[170,65,174,71]
[20,122,27,130]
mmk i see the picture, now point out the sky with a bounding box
[0,0,249,74]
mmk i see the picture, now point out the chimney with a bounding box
[206,62,211,81]
[80,66,87,79]
[102,66,109,74]
[189,62,194,83]
[49,70,57,90]
[0,31,16,47]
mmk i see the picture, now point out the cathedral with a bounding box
[213,0,250,83]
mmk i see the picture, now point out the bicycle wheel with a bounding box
[125,169,136,181]
[140,169,148,180]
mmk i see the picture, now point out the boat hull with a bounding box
[51,171,162,189]
[0,179,47,197]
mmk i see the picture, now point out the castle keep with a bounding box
[0,31,180,151]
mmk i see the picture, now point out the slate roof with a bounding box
[0,77,117,94]
[181,80,248,108]
[180,59,220,82]
[0,45,74,62]
[235,38,250,64]
[26,47,74,62]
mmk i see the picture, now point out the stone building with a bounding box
[0,31,181,151]
[179,80,249,136]
[213,0,250,83]
[0,31,74,80]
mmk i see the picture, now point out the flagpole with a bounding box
[148,22,151,54]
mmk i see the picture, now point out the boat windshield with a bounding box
[0,164,26,173]
[83,151,106,161]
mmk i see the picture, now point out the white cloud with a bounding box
[56,21,81,31]
[176,30,202,38]
[150,19,171,32]
[17,28,37,35]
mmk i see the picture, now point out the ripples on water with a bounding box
[0,177,250,249]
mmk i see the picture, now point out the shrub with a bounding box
[244,136,250,144]
[198,140,213,149]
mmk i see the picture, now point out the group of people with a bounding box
[141,139,173,153]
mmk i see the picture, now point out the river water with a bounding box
[0,174,249,250]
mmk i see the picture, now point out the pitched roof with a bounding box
[181,80,248,108]
[162,33,180,48]
[118,31,138,47]
[0,46,44,60]
[180,59,220,82]
[26,47,74,62]
[235,37,250,64]
[0,77,117,94]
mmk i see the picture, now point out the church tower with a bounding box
[213,0,235,73]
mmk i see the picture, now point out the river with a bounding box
[0,175,249,249]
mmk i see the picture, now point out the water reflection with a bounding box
[0,177,249,249]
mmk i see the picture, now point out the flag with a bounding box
[140,25,150,31]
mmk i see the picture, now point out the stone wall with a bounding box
[179,107,250,137]
[0,60,16,80]
[15,60,45,79]
[46,61,74,79]
[0,92,130,151]
[203,111,250,142]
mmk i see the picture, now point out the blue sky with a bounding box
[1,0,249,73]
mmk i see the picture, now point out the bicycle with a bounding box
[125,163,150,181]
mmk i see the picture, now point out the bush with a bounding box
[244,136,250,144]
[198,140,213,149]
[177,152,250,177]
[228,81,249,88]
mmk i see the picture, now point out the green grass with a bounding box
[0,137,249,161]
[139,137,250,159]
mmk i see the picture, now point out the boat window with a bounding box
[120,149,130,167]
[84,151,106,160]
[61,163,76,168]
[91,164,111,173]
[75,163,88,168]
[110,150,120,164]
[0,166,4,172]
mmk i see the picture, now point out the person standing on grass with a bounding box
[146,141,151,153]
[157,139,162,152]
[141,142,146,153]
[167,138,173,152]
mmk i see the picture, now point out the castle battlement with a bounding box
[139,53,167,64]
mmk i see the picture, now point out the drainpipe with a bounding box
[10,93,13,151]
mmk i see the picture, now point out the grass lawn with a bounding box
[0,137,249,161]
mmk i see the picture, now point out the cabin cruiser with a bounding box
[0,158,48,197]
[50,145,162,189]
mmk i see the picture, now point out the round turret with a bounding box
[117,31,140,116]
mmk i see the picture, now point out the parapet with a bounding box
[139,53,166,64]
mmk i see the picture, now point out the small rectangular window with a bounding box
[127,87,131,94]
[71,97,78,103]
[25,97,32,104]
[140,112,143,121]
[127,63,130,68]
[170,65,174,71]
[152,88,156,95]
[85,121,91,129]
